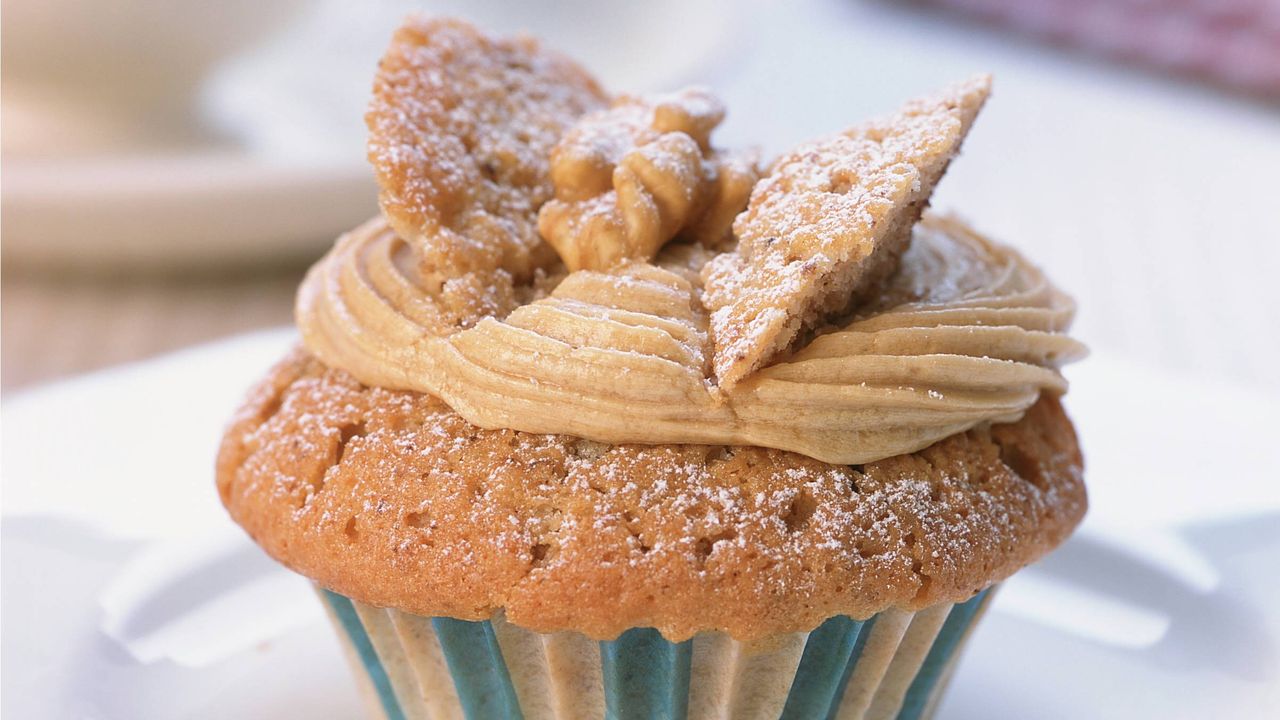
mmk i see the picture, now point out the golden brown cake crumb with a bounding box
[217,346,1084,642]
[702,75,991,389]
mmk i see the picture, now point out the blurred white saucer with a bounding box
[0,0,352,271]
[1,154,376,271]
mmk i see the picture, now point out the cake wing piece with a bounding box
[366,17,607,313]
[702,75,991,389]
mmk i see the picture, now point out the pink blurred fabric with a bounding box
[914,0,1280,97]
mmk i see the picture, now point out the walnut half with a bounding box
[538,87,759,271]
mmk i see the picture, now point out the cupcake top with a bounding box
[218,16,1087,641]
[297,19,1082,465]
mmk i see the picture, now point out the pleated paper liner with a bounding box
[318,586,995,720]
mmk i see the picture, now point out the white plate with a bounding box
[3,331,1278,718]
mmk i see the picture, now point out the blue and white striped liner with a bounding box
[319,588,993,720]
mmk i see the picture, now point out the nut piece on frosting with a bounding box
[702,75,992,389]
[538,87,760,271]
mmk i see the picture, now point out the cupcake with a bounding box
[217,16,1086,720]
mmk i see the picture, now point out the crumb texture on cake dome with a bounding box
[217,347,1085,642]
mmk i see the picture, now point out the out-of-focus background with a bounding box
[4,1,1279,718]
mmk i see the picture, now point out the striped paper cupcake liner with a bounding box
[318,586,994,720]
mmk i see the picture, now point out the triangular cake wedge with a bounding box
[702,75,991,389]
